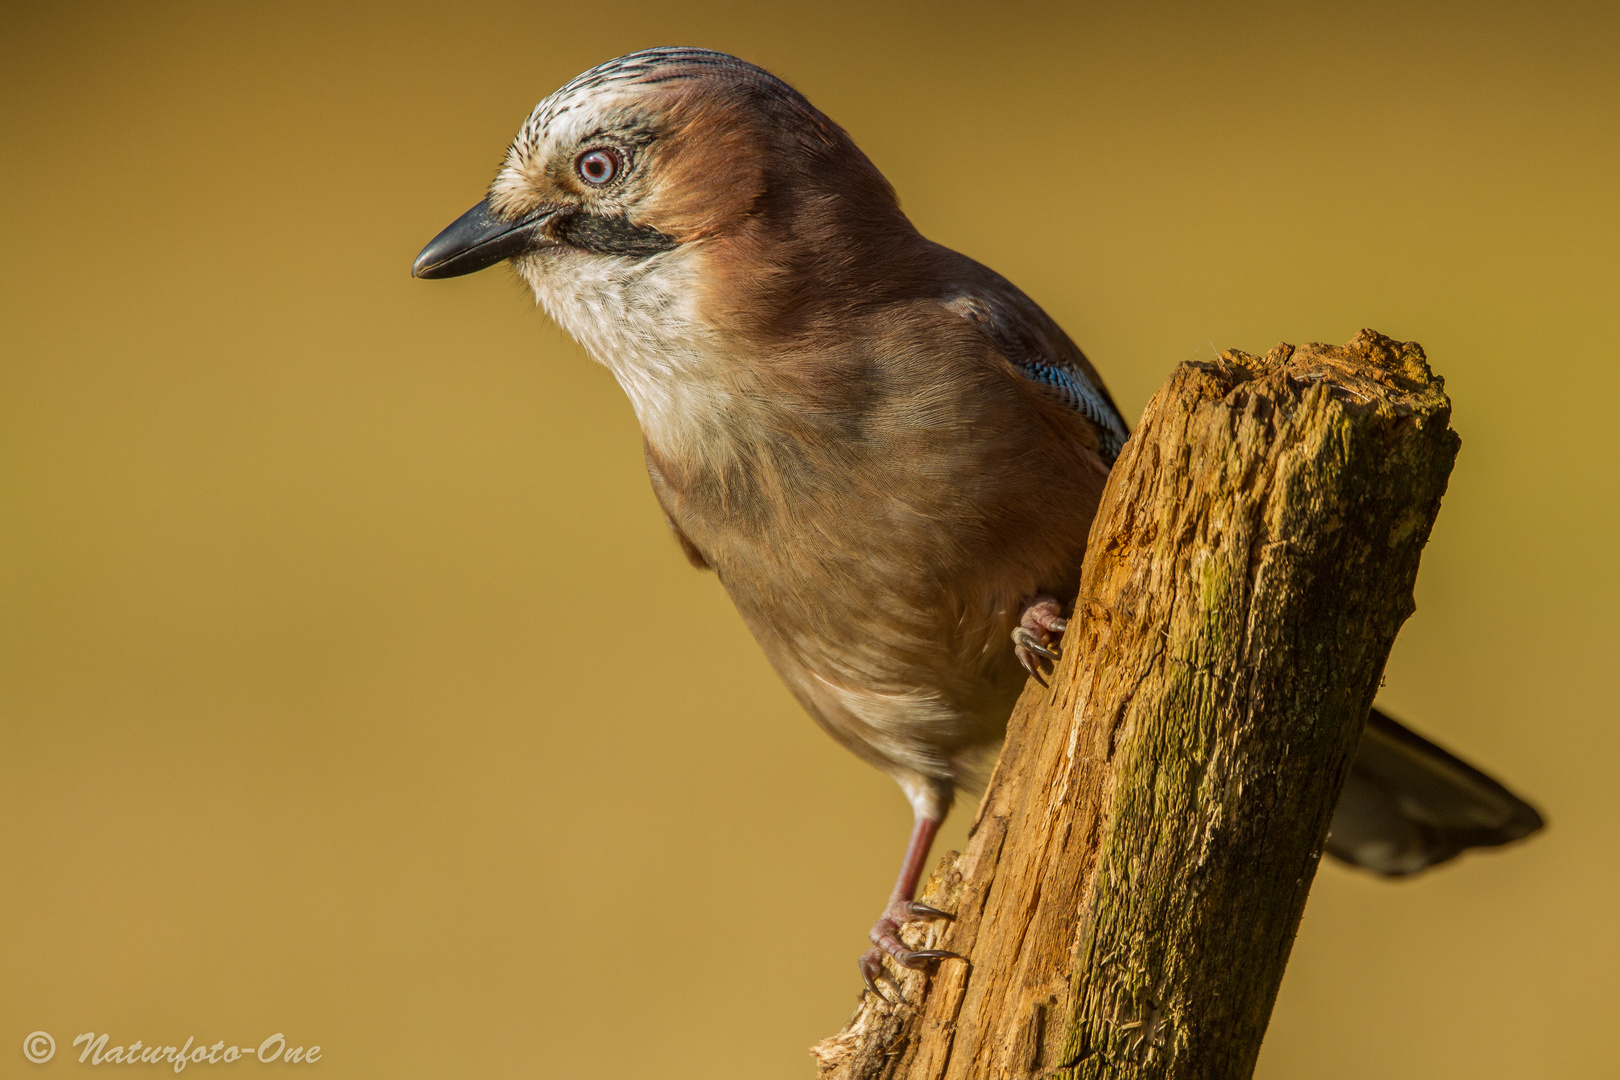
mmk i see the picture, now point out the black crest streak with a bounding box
[554,212,680,258]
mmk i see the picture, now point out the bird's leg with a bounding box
[858,813,957,996]
[1012,595,1068,685]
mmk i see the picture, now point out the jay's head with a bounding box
[413,48,916,326]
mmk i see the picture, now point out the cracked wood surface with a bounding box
[812,331,1459,1080]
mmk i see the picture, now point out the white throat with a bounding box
[517,248,730,453]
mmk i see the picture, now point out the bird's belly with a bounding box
[642,396,1100,784]
[715,539,1042,783]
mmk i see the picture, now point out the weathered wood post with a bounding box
[813,330,1460,1080]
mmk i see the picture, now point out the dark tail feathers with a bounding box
[1325,707,1544,876]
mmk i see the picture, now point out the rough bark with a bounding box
[812,330,1460,1080]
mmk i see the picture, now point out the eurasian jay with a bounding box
[413,47,1542,991]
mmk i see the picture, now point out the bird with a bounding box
[412,47,1543,993]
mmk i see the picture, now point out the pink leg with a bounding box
[1012,595,1069,685]
[857,814,957,995]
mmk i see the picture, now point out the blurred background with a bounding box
[3,0,1615,1075]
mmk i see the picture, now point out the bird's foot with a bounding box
[1012,595,1068,685]
[858,899,958,998]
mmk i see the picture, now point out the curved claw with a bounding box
[1013,637,1053,687]
[1012,627,1062,662]
[858,948,909,1002]
[858,950,885,998]
[905,901,954,920]
[1016,648,1050,686]
[895,947,960,965]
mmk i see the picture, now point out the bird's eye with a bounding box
[576,148,620,186]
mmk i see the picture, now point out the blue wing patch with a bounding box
[942,291,1130,464]
[1016,360,1130,463]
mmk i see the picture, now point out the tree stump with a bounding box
[812,330,1460,1080]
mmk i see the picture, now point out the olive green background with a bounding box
[3,1,1615,1076]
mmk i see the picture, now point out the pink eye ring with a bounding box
[576,148,620,186]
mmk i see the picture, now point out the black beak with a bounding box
[412,199,559,279]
